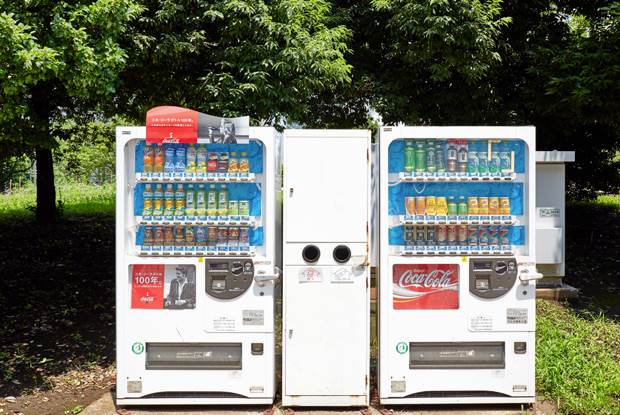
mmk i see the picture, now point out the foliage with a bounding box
[114,0,351,125]
[537,300,620,415]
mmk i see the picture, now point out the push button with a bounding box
[514,342,527,354]
[251,343,264,355]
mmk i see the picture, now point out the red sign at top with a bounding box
[146,106,198,144]
[393,263,459,310]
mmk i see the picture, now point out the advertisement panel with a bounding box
[392,264,459,310]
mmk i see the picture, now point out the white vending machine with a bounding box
[378,126,542,404]
[282,129,371,407]
[115,106,279,405]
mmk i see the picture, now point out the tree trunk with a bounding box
[36,146,56,223]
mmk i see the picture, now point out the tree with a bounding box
[112,0,352,125]
[0,1,142,222]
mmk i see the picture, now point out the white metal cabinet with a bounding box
[282,129,370,407]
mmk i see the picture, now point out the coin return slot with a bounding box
[333,245,351,264]
[302,245,320,263]
[475,277,490,291]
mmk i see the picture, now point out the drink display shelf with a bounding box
[137,216,257,227]
[136,172,256,183]
[138,247,256,257]
[397,172,515,182]
[399,246,513,256]
[398,215,514,226]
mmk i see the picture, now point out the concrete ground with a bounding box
[82,391,547,415]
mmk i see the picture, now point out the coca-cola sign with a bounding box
[393,264,459,310]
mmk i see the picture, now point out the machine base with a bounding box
[117,397,274,406]
[282,395,368,407]
[380,396,535,405]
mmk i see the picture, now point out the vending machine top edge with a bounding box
[115,125,280,405]
[378,126,541,405]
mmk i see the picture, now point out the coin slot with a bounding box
[302,245,320,263]
[333,245,351,264]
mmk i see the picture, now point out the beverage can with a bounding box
[479,226,489,246]
[405,197,416,216]
[447,140,458,172]
[489,197,500,215]
[436,197,448,215]
[217,152,229,173]
[500,197,511,215]
[447,196,457,216]
[457,196,468,216]
[228,152,239,173]
[467,197,479,215]
[154,225,164,246]
[435,142,446,173]
[185,145,196,174]
[468,225,479,246]
[164,145,175,174]
[217,226,228,248]
[164,225,174,247]
[143,226,153,248]
[499,226,510,246]
[415,225,426,246]
[426,225,436,244]
[195,226,206,246]
[185,226,195,246]
[143,144,154,173]
[196,145,207,174]
[228,200,239,216]
[142,184,153,216]
[426,141,436,173]
[153,145,164,173]
[478,197,489,215]
[415,141,426,173]
[457,140,468,173]
[228,227,240,249]
[457,224,468,243]
[403,141,415,173]
[207,152,218,172]
[415,196,426,216]
[436,225,447,246]
[174,146,186,174]
[489,226,499,246]
[207,226,218,247]
[174,184,185,216]
[239,152,250,173]
[425,196,437,216]
[447,225,457,245]
[239,227,250,248]
[174,225,185,248]
[404,224,415,246]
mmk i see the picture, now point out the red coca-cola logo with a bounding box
[393,264,459,310]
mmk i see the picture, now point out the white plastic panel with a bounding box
[536,228,563,264]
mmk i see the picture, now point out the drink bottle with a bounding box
[164,184,175,216]
[195,184,207,216]
[152,184,164,216]
[153,145,164,173]
[143,145,154,173]
[207,184,218,216]
[217,184,229,216]
[228,152,239,173]
[185,184,195,216]
[403,141,415,172]
[447,140,458,173]
[142,184,153,216]
[174,146,186,175]
[435,142,446,173]
[164,146,175,174]
[185,145,197,174]
[415,141,426,173]
[196,145,207,174]
[426,141,436,173]
[175,184,186,216]
[457,141,468,173]
[239,152,250,173]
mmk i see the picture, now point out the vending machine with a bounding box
[378,126,542,405]
[282,129,371,407]
[115,106,279,405]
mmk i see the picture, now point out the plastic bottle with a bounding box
[207,184,218,216]
[164,145,175,174]
[435,142,446,173]
[403,141,415,172]
[185,145,197,174]
[185,184,195,216]
[415,141,426,173]
[217,184,229,216]
[142,184,153,216]
[164,183,175,216]
[174,184,185,216]
[478,142,489,175]
[499,140,512,174]
[153,145,164,173]
[174,146,186,175]
[152,184,164,216]
[489,151,501,175]
[196,145,207,174]
[143,145,154,173]
[467,142,479,175]
[426,141,436,173]
[195,184,207,216]
[457,141,468,173]
[447,140,458,173]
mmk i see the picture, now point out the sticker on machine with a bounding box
[331,267,354,283]
[299,267,323,283]
[392,264,459,309]
[507,308,528,324]
[468,314,493,331]
[212,317,236,332]
[131,264,196,310]
[242,310,264,326]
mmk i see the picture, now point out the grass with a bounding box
[0,182,114,218]
[537,300,620,415]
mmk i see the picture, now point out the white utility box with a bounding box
[282,129,371,407]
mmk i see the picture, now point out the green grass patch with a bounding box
[569,194,620,212]
[537,300,620,415]
[0,182,115,218]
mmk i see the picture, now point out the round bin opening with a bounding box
[333,245,351,264]
[302,245,321,263]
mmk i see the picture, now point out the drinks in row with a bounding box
[142,183,251,218]
[141,225,251,252]
[402,139,513,176]
[142,144,250,175]
[404,224,510,249]
[404,196,511,217]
